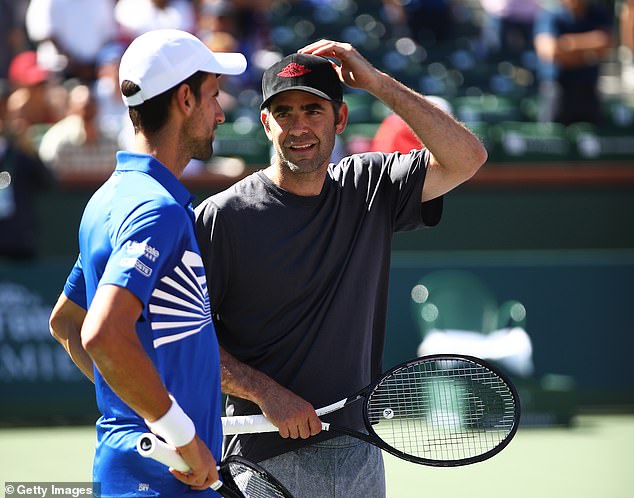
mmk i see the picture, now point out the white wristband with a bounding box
[145,395,196,448]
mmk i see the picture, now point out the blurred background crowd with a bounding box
[0,0,632,258]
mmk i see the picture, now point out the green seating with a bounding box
[487,121,572,162]
[410,270,526,336]
[568,122,634,161]
[213,121,270,166]
[452,95,522,124]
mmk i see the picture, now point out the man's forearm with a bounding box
[61,333,95,382]
[219,346,322,438]
[49,293,94,382]
[219,346,279,407]
[367,72,486,198]
[555,31,613,67]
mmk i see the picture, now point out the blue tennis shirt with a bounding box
[64,152,222,496]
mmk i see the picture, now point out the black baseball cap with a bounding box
[260,53,343,109]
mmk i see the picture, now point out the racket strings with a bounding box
[223,460,291,498]
[366,359,517,462]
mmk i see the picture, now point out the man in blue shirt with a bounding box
[48,29,246,497]
[534,0,613,124]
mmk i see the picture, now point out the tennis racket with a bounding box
[136,432,294,498]
[222,354,521,467]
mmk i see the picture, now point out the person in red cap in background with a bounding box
[6,51,63,153]
[371,113,423,154]
[371,96,453,154]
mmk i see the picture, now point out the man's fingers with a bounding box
[170,468,218,490]
[309,416,323,437]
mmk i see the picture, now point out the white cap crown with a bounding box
[119,29,247,107]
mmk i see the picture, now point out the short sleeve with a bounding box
[383,149,443,231]
[63,254,87,309]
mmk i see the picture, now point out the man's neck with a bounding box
[132,132,188,179]
[263,164,327,197]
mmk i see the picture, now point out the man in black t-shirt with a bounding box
[195,39,487,498]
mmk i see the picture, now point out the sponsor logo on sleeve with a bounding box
[125,240,160,262]
[119,257,153,277]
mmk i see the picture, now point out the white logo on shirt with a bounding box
[148,250,211,348]
[119,257,153,277]
[125,240,160,262]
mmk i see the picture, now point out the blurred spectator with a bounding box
[371,96,453,153]
[533,0,613,125]
[6,51,64,152]
[202,30,243,113]
[198,0,238,37]
[115,0,196,40]
[25,0,117,82]
[479,0,539,59]
[371,115,422,153]
[0,0,29,79]
[382,0,456,45]
[38,84,118,174]
[198,0,274,93]
[620,0,634,91]
[622,0,634,53]
[92,42,133,147]
[0,79,56,261]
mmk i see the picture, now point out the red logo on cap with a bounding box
[277,63,312,78]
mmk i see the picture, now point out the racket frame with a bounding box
[351,353,521,467]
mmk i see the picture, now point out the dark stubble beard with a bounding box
[278,136,335,176]
[191,140,213,162]
[183,116,214,162]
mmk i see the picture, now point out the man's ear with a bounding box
[335,102,348,135]
[175,83,195,116]
[261,110,273,140]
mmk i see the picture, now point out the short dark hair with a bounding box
[121,71,208,134]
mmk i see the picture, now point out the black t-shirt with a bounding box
[195,150,442,462]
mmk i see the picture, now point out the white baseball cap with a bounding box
[119,29,247,107]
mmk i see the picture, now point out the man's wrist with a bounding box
[145,395,196,447]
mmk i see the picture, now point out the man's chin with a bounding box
[192,146,213,162]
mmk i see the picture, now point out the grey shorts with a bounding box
[259,435,386,498]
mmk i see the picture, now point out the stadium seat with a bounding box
[487,121,572,162]
[213,121,271,166]
[568,122,634,161]
[452,95,522,124]
[411,270,533,377]
[345,91,379,123]
[411,270,503,334]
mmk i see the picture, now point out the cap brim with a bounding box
[260,86,337,109]
[202,52,247,76]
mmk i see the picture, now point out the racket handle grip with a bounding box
[136,432,190,472]
[222,415,333,435]
[137,433,228,493]
[222,414,279,435]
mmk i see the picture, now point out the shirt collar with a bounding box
[115,151,194,207]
